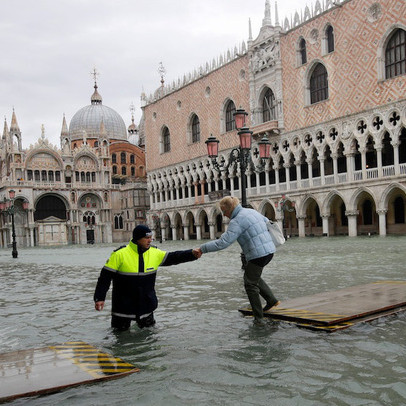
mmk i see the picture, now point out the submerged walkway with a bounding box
[240,281,406,331]
[0,341,139,403]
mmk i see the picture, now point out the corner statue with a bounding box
[94,225,201,330]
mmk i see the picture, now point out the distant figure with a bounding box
[197,197,280,326]
[94,225,201,331]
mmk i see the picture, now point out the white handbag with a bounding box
[267,221,285,247]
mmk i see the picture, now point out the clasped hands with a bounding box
[192,248,203,259]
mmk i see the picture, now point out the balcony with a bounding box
[251,120,279,138]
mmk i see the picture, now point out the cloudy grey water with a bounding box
[1,237,406,406]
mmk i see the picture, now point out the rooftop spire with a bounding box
[248,18,253,41]
[3,117,9,139]
[262,0,272,26]
[90,67,102,105]
[128,102,137,134]
[158,62,166,87]
[10,108,20,131]
[61,114,69,136]
[99,118,107,137]
[275,1,280,26]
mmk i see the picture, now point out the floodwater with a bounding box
[1,236,406,405]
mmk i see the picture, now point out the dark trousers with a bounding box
[243,261,278,320]
[111,313,156,331]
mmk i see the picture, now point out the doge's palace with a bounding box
[142,0,406,240]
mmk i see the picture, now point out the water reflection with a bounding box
[1,236,406,405]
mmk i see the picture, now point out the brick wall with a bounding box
[280,0,406,132]
[144,56,250,172]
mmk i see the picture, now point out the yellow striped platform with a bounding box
[0,341,139,403]
[239,281,406,332]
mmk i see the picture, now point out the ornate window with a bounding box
[192,115,200,143]
[130,154,135,164]
[299,38,307,65]
[114,214,123,230]
[163,127,171,153]
[120,152,126,164]
[122,167,127,175]
[385,28,406,79]
[112,153,117,163]
[326,25,334,53]
[83,211,96,226]
[225,100,236,132]
[262,88,277,123]
[112,165,117,174]
[310,63,329,104]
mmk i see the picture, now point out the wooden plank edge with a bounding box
[0,368,139,404]
[238,305,406,332]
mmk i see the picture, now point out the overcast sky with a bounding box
[0,0,306,148]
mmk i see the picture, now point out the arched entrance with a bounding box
[35,194,68,246]
[356,191,378,235]
[329,195,348,236]
[386,188,406,235]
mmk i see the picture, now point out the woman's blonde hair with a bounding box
[219,196,240,213]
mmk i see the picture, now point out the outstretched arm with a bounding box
[161,249,198,266]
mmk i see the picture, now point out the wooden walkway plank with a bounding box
[0,341,139,403]
[239,281,406,331]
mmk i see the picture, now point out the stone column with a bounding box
[187,184,192,201]
[346,210,359,237]
[208,222,215,239]
[346,153,354,182]
[393,142,400,175]
[361,148,367,180]
[284,164,290,190]
[246,170,252,193]
[319,157,325,185]
[376,146,383,178]
[196,224,202,240]
[377,209,387,236]
[30,227,35,247]
[295,161,301,188]
[307,158,313,187]
[171,225,177,241]
[297,216,306,238]
[200,179,206,203]
[256,172,261,195]
[274,165,280,191]
[332,153,338,184]
[322,215,329,236]
[161,226,166,242]
[183,225,189,240]
[265,166,270,193]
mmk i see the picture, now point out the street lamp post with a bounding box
[0,190,29,258]
[205,108,271,207]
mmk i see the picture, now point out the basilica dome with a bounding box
[69,84,127,141]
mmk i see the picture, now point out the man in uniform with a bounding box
[94,225,201,330]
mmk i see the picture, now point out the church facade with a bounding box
[0,82,149,248]
[142,0,406,239]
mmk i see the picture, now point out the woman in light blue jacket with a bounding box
[199,196,280,325]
